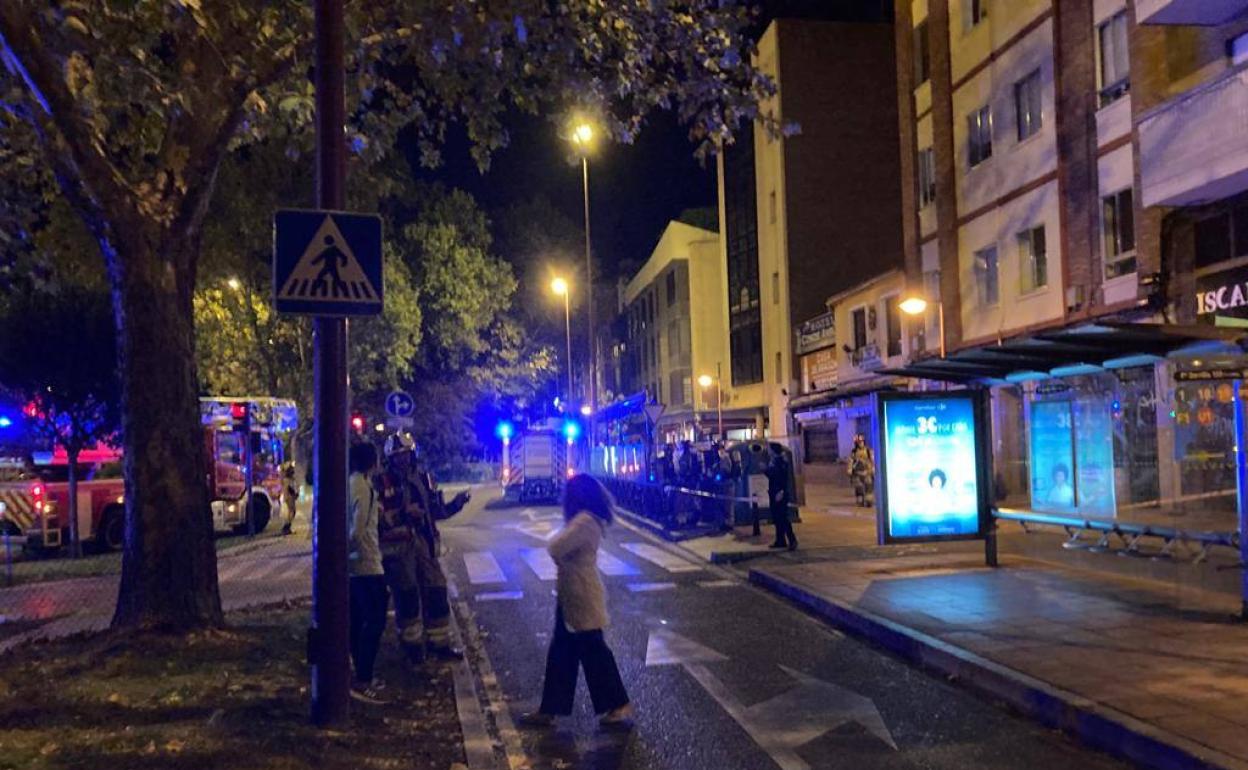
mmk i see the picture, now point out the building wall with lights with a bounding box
[617,220,729,435]
[718,17,903,451]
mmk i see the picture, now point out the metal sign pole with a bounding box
[244,403,255,537]
[310,0,350,726]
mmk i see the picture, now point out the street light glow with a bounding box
[551,276,569,296]
[579,405,592,416]
[227,277,242,291]
[571,122,594,146]
[697,374,714,389]
[899,296,928,315]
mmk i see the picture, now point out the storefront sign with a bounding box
[1195,265,1248,319]
[796,312,836,355]
[800,348,838,394]
[876,393,986,543]
[1175,368,1248,381]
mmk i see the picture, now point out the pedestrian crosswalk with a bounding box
[461,541,708,592]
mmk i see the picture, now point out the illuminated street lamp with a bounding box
[551,276,573,407]
[567,117,598,445]
[697,362,724,441]
[227,276,242,291]
[899,295,944,358]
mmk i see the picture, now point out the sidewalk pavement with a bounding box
[657,479,1248,768]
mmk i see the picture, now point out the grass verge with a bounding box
[0,600,464,770]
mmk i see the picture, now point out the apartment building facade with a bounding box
[716,14,904,454]
[617,221,732,442]
[890,0,1248,557]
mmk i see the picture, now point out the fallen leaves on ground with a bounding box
[0,601,464,770]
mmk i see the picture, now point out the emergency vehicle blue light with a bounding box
[0,417,10,428]
[495,421,514,440]
[562,420,580,440]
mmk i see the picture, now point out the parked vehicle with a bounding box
[0,397,298,552]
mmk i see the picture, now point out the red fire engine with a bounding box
[0,397,298,553]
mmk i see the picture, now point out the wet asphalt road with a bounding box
[440,493,1129,770]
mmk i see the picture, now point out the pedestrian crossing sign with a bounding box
[273,209,384,315]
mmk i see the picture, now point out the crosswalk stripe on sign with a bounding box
[276,215,381,304]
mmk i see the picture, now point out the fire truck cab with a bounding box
[201,397,298,536]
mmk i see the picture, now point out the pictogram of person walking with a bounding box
[310,234,349,297]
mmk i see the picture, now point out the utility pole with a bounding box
[581,156,598,445]
[310,0,350,726]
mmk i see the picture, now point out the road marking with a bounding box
[474,590,524,601]
[646,629,896,768]
[519,548,558,580]
[620,542,702,573]
[463,551,507,584]
[697,579,737,588]
[626,582,677,593]
[596,550,641,576]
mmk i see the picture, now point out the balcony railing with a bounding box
[1135,0,1248,24]
[1139,65,1248,207]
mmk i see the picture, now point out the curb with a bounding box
[749,568,1247,770]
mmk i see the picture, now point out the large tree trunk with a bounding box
[111,233,223,630]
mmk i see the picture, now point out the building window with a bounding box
[885,296,903,357]
[967,105,993,168]
[1097,11,1130,107]
[974,246,999,306]
[1018,225,1048,293]
[772,271,780,304]
[775,351,783,385]
[964,0,988,31]
[913,22,930,85]
[851,307,868,350]
[666,270,677,306]
[1194,204,1248,270]
[768,190,777,224]
[917,147,937,208]
[725,123,763,386]
[1014,69,1043,141]
[1102,188,1136,278]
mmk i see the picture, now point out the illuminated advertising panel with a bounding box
[877,392,987,543]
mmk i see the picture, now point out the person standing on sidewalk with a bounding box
[407,449,467,659]
[376,433,426,665]
[520,474,634,730]
[767,444,797,551]
[280,460,299,536]
[348,442,388,704]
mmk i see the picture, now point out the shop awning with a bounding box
[788,375,903,412]
[882,322,1246,385]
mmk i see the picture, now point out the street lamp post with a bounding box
[551,277,573,406]
[569,120,597,444]
[697,362,724,441]
[899,295,944,359]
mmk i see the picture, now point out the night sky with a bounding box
[414,111,716,281]
[411,1,892,281]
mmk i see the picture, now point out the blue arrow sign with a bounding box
[385,390,415,419]
[273,209,383,316]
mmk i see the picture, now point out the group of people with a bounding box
[344,432,635,730]
[346,432,471,704]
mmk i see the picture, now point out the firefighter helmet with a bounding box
[384,431,416,457]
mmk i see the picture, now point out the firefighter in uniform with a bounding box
[409,448,470,657]
[279,461,299,536]
[377,432,469,661]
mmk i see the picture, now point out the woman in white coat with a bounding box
[520,474,634,728]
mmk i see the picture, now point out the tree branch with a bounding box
[0,3,139,229]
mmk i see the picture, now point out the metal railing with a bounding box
[993,507,1240,564]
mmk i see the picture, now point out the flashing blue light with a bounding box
[562,420,580,440]
[0,416,10,428]
[495,421,514,440]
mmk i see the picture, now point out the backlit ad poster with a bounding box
[878,394,985,542]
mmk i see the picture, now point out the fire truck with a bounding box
[0,397,298,553]
[503,420,578,503]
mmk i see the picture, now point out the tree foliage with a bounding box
[0,0,778,630]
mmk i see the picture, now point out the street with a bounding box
[440,490,1129,770]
